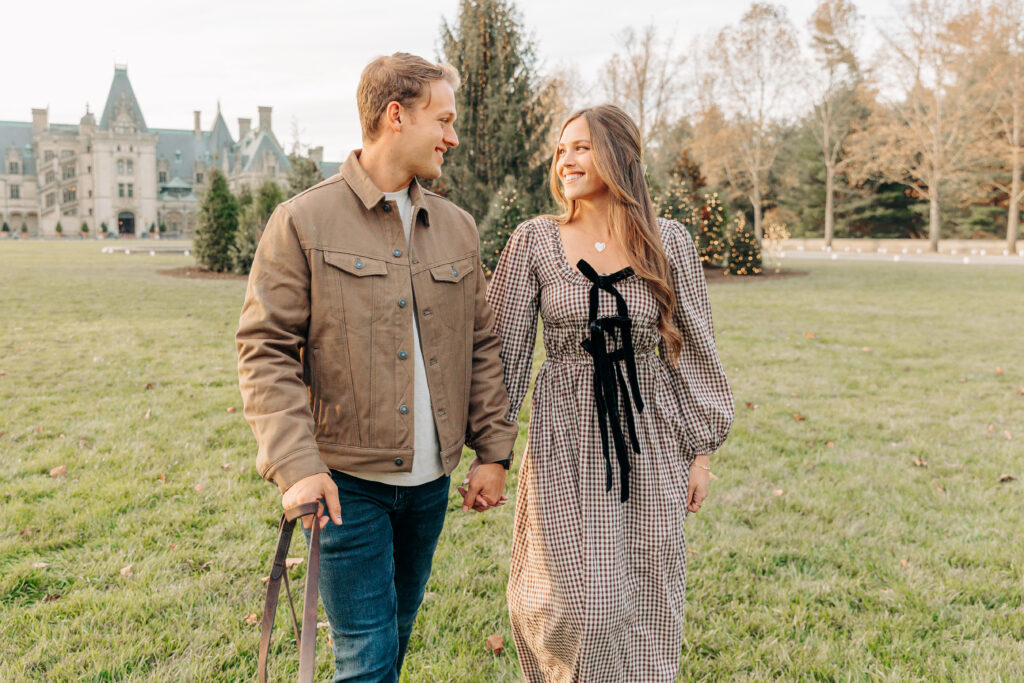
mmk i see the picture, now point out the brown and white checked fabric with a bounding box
[486,216,734,682]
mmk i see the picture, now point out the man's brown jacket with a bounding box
[236,151,518,493]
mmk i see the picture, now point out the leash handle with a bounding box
[258,502,322,683]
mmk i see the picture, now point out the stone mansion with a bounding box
[0,65,339,236]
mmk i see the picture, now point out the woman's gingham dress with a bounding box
[486,217,734,682]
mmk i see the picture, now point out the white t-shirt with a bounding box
[344,186,444,486]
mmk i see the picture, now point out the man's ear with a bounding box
[385,101,402,133]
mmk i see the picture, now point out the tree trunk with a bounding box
[824,163,836,248]
[752,184,763,241]
[1008,158,1020,252]
[928,184,941,253]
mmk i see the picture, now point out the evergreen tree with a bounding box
[693,193,728,267]
[80,221,89,234]
[2,222,9,233]
[439,0,552,227]
[286,154,322,197]
[194,169,239,272]
[727,214,762,276]
[21,221,28,234]
[55,222,63,236]
[479,176,527,274]
[232,181,286,275]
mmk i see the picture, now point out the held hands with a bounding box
[687,455,711,514]
[458,457,508,513]
[281,472,342,530]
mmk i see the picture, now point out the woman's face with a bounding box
[556,117,607,202]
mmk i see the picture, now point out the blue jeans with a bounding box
[304,470,450,683]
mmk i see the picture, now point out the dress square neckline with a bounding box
[545,217,639,285]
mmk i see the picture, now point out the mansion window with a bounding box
[159,171,167,183]
[61,150,73,158]
[63,187,76,202]
[118,159,134,174]
[128,160,134,173]
[128,183,134,198]
[44,151,55,162]
[9,184,19,199]
[118,160,123,174]
[63,209,76,217]
[45,170,56,185]
[119,183,125,198]
[195,173,203,184]
[8,161,19,174]
[62,165,76,180]
[45,192,55,207]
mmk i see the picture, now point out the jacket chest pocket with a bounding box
[323,251,389,326]
[427,256,474,332]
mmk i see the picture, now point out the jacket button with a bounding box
[355,260,364,270]
[399,404,409,414]
[382,203,392,212]
[394,457,403,466]
[451,268,458,277]
[393,248,402,257]
[398,350,408,360]
[398,298,407,308]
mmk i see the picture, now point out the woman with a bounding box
[485,105,734,681]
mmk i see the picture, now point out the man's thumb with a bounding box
[325,482,342,525]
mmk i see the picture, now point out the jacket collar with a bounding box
[342,150,432,227]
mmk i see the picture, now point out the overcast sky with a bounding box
[4,0,896,161]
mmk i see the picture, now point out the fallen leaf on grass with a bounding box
[145,383,154,390]
[988,424,995,432]
[773,489,784,496]
[32,562,50,569]
[36,426,44,434]
[49,465,67,478]
[226,407,236,413]
[998,474,1017,483]
[745,402,758,410]
[285,557,303,569]
[485,634,505,655]
[194,484,206,493]
[0,370,7,376]
[144,408,151,420]
[913,457,927,468]
[120,564,133,577]
[826,441,835,447]
[806,332,815,339]
[861,346,871,352]
[221,463,232,471]
[935,485,945,493]
[317,621,330,629]
[880,588,891,594]
[793,413,805,421]
[157,473,166,482]
[790,392,798,398]
[1004,430,1013,440]
[687,546,699,555]
[20,529,35,537]
[243,613,261,625]
[58,434,65,440]
[44,593,61,601]
[959,377,967,383]
[77,439,87,448]
[996,367,1004,375]
[200,561,213,570]
[168,544,176,550]
[1017,387,1024,395]
[900,559,910,569]
[260,576,270,584]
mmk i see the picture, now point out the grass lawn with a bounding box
[1,241,1022,681]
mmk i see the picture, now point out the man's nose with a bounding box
[445,128,459,149]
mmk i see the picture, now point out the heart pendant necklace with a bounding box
[594,242,607,252]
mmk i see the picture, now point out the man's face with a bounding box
[400,79,459,180]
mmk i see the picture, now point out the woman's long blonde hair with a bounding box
[549,104,683,361]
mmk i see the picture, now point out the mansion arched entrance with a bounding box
[118,212,135,235]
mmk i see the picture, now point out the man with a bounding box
[236,53,518,681]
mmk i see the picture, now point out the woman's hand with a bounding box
[687,455,711,514]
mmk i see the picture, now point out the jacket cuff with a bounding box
[265,447,330,494]
[472,429,518,467]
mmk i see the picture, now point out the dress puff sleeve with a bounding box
[486,220,541,425]
[657,218,735,457]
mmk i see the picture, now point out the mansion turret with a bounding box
[0,65,339,236]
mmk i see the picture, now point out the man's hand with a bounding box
[687,455,711,514]
[281,472,342,530]
[458,458,507,512]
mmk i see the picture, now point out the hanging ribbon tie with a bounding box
[576,259,645,502]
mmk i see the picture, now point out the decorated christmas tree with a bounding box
[727,213,762,276]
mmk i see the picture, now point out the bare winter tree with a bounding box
[690,3,804,240]
[807,0,863,247]
[600,24,686,149]
[846,0,989,252]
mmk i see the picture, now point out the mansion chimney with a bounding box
[258,106,272,132]
[238,117,251,139]
[32,108,49,133]
[193,110,201,138]
[310,146,323,163]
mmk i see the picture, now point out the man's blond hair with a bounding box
[357,53,461,142]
